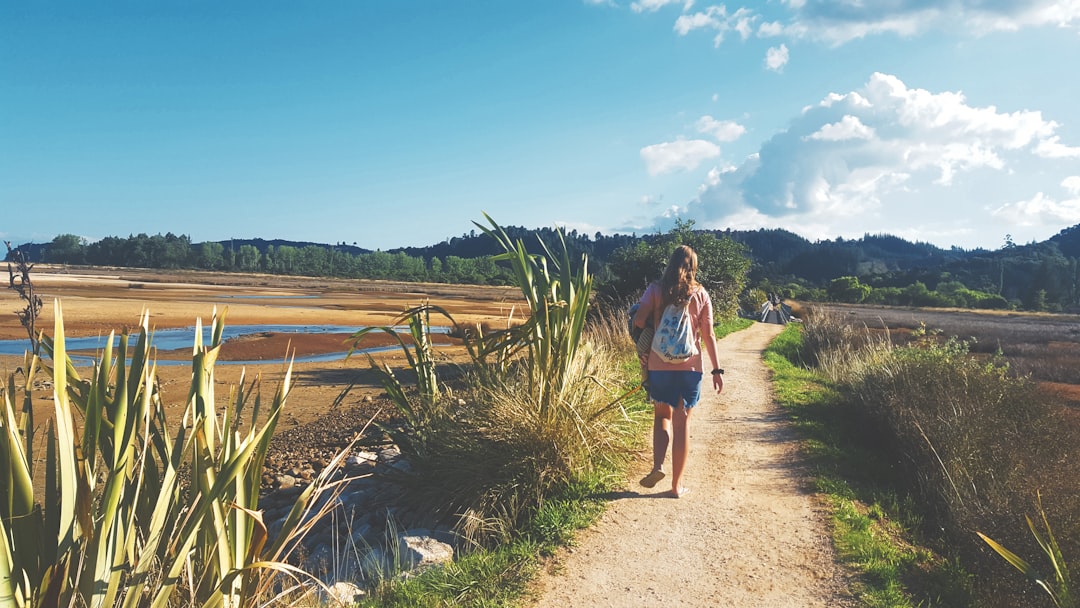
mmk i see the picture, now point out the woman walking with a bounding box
[632,245,724,498]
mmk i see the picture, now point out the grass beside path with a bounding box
[763,324,975,608]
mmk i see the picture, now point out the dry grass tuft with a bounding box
[800,304,1080,606]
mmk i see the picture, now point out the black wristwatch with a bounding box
[711,368,724,376]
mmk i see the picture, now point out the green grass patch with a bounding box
[360,539,542,608]
[715,316,753,339]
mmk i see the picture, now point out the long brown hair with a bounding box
[659,245,699,307]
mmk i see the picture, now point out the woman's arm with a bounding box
[700,292,724,393]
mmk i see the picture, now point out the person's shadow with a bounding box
[590,489,678,500]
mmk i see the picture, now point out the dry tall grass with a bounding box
[798,305,1080,607]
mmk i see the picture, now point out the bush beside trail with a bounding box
[793,307,1080,607]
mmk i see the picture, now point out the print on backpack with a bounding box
[651,301,698,363]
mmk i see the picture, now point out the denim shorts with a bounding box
[647,370,703,409]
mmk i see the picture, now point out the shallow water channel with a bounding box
[0,324,450,365]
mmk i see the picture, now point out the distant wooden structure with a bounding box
[759,293,793,325]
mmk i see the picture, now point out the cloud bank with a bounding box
[663,73,1079,245]
[633,0,1080,70]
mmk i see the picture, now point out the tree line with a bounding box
[28,232,516,285]
[10,221,1080,313]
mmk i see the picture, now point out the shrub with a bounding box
[800,308,1079,606]
[347,216,650,547]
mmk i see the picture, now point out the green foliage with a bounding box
[359,468,623,607]
[845,336,1057,542]
[600,219,751,321]
[15,222,1080,312]
[0,303,342,608]
[476,213,594,415]
[43,234,87,264]
[714,316,753,340]
[349,305,450,460]
[739,287,768,316]
[827,276,871,303]
[360,540,540,607]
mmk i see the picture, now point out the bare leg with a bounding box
[652,402,672,473]
[670,403,692,497]
[639,402,672,488]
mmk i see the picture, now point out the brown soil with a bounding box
[526,323,855,608]
[0,265,521,436]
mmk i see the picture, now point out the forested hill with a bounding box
[710,228,968,284]
[8,222,1080,311]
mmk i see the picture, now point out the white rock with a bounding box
[324,581,365,606]
[398,531,454,569]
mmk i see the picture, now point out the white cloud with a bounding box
[696,115,746,142]
[991,191,1080,226]
[765,44,789,71]
[802,1,1080,44]
[1065,176,1080,195]
[660,204,688,218]
[642,1,1080,48]
[640,138,721,175]
[758,21,785,37]
[631,0,693,14]
[672,5,759,45]
[1036,136,1080,159]
[806,115,875,141]
[735,14,754,39]
[674,6,727,35]
[661,73,1077,244]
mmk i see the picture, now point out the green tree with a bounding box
[85,236,126,266]
[45,233,87,264]
[237,244,260,272]
[827,276,871,303]
[196,242,225,270]
[600,219,750,321]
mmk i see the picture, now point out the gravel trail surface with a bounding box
[528,322,855,608]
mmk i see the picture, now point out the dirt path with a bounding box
[527,322,855,608]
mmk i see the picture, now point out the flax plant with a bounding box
[475,213,593,419]
[0,301,340,608]
[979,492,1074,608]
[347,302,528,458]
[344,217,641,548]
[348,304,446,459]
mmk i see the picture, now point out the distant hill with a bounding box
[1047,223,1080,258]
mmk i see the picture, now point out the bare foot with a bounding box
[668,486,690,498]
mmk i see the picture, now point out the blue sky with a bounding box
[3,1,1079,252]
